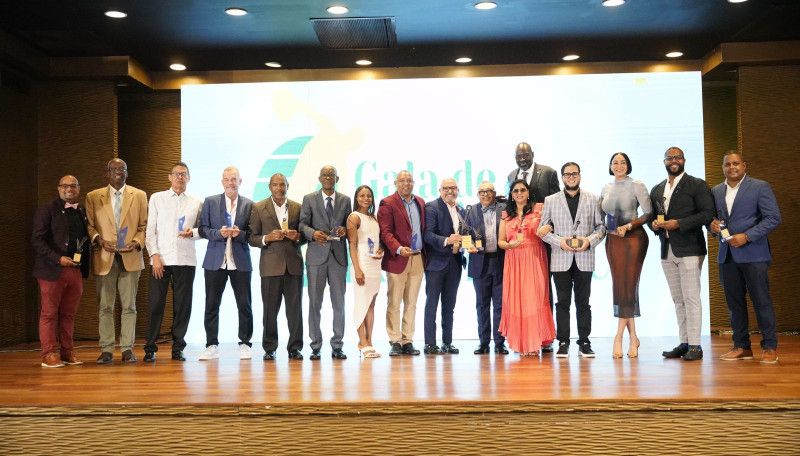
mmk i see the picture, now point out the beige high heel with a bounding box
[627,337,640,358]
[612,336,623,359]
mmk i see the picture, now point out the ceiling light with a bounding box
[602,0,625,6]
[356,59,372,66]
[562,54,580,61]
[225,7,248,16]
[455,57,472,63]
[265,62,282,68]
[727,0,748,3]
[326,5,350,14]
[474,2,497,10]
[665,51,684,58]
[169,63,187,71]
[104,10,127,18]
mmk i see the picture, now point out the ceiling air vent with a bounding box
[311,17,397,49]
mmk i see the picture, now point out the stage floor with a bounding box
[1,334,798,408]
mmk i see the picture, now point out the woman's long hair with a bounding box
[504,179,534,220]
[353,185,376,220]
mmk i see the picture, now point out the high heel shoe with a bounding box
[612,336,623,359]
[627,338,640,358]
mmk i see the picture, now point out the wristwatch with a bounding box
[626,223,633,231]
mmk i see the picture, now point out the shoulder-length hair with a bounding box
[353,185,376,220]
[504,179,534,220]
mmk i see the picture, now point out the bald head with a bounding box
[515,142,533,170]
[58,175,80,203]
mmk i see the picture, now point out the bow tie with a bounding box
[481,205,496,213]
[64,202,79,210]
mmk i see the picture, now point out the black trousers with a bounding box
[144,265,195,354]
[552,260,592,345]
[204,268,253,347]
[473,254,504,345]
[719,258,777,350]
[260,273,303,352]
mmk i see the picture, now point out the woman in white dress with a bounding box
[346,185,384,358]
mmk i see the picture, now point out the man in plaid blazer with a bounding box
[540,162,606,358]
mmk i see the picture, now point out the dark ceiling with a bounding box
[1,0,799,72]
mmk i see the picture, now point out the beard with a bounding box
[564,182,580,191]
[666,163,684,176]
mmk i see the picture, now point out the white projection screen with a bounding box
[181,71,708,346]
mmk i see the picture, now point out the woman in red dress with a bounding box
[498,179,556,355]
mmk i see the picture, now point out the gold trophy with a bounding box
[569,220,583,249]
[656,197,666,224]
[281,217,289,231]
[72,236,87,264]
[461,235,473,249]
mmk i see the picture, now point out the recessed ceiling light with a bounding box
[602,0,625,6]
[265,62,282,68]
[169,63,187,71]
[665,51,684,58]
[225,7,248,16]
[474,2,497,10]
[104,10,127,18]
[562,54,580,61]
[728,0,748,3]
[455,57,472,63]
[327,5,350,14]
[356,59,372,66]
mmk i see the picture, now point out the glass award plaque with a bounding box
[411,233,420,254]
[178,215,186,231]
[225,212,233,228]
[607,214,617,231]
[327,225,341,241]
[116,226,128,250]
[73,236,87,264]
[718,210,733,242]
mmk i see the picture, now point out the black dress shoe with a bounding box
[474,343,490,354]
[331,348,347,359]
[424,344,442,355]
[310,349,322,360]
[401,343,420,355]
[388,343,402,357]
[662,344,689,359]
[494,343,509,355]
[263,351,276,361]
[143,352,156,363]
[96,352,113,364]
[683,346,703,361]
[288,349,303,360]
[441,343,459,354]
[541,343,554,354]
[171,352,186,361]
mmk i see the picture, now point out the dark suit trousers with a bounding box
[473,254,504,345]
[203,268,253,347]
[144,266,195,354]
[719,258,777,350]
[424,254,462,345]
[552,259,592,345]
[261,273,303,352]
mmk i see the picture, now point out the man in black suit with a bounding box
[507,141,560,352]
[648,147,715,361]
[32,175,91,368]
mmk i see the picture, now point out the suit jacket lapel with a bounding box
[119,186,134,228]
[100,190,115,228]
[394,193,412,228]
[666,176,687,218]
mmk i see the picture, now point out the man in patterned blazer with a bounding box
[540,162,606,358]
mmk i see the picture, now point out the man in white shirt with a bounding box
[143,161,203,362]
[197,167,255,361]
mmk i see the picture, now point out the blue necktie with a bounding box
[114,190,122,229]
[325,196,334,221]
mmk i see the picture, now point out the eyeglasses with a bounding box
[664,155,685,162]
[170,172,189,178]
[108,167,127,173]
[477,190,495,196]
[511,188,528,194]
[58,184,79,189]
[562,172,580,178]
[441,186,458,192]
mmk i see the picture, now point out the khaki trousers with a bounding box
[386,255,424,345]
[96,254,140,353]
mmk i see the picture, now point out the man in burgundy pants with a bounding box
[31,175,91,368]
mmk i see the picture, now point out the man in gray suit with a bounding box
[248,173,306,361]
[540,162,606,358]
[299,165,352,360]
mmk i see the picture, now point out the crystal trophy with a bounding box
[178,215,186,232]
[225,212,233,228]
[607,214,617,231]
[72,236,87,264]
[327,225,341,241]
[717,210,733,242]
[116,226,128,250]
[368,237,375,255]
[411,233,420,254]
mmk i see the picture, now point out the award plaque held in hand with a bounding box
[327,225,341,241]
[73,236,87,264]
[569,220,583,249]
[116,226,128,250]
[368,237,381,258]
[225,212,233,228]
[281,217,289,232]
[178,215,186,232]
[461,235,473,250]
[656,197,666,224]
[411,233,421,255]
[607,214,617,231]
[717,210,733,242]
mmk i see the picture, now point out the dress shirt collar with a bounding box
[320,190,336,203]
[108,184,126,196]
[726,174,746,190]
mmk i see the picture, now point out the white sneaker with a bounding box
[199,345,219,360]
[239,344,251,360]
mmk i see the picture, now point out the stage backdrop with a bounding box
[181,72,707,346]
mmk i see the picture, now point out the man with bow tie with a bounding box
[32,175,91,367]
[466,181,508,355]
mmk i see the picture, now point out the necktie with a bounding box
[522,171,529,183]
[481,204,496,213]
[64,202,78,210]
[114,190,122,229]
[326,196,334,221]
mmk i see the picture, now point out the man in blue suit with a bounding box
[710,153,782,364]
[423,177,467,355]
[466,181,508,355]
[197,166,255,361]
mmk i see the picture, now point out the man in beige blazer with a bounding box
[248,173,305,361]
[85,158,148,364]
